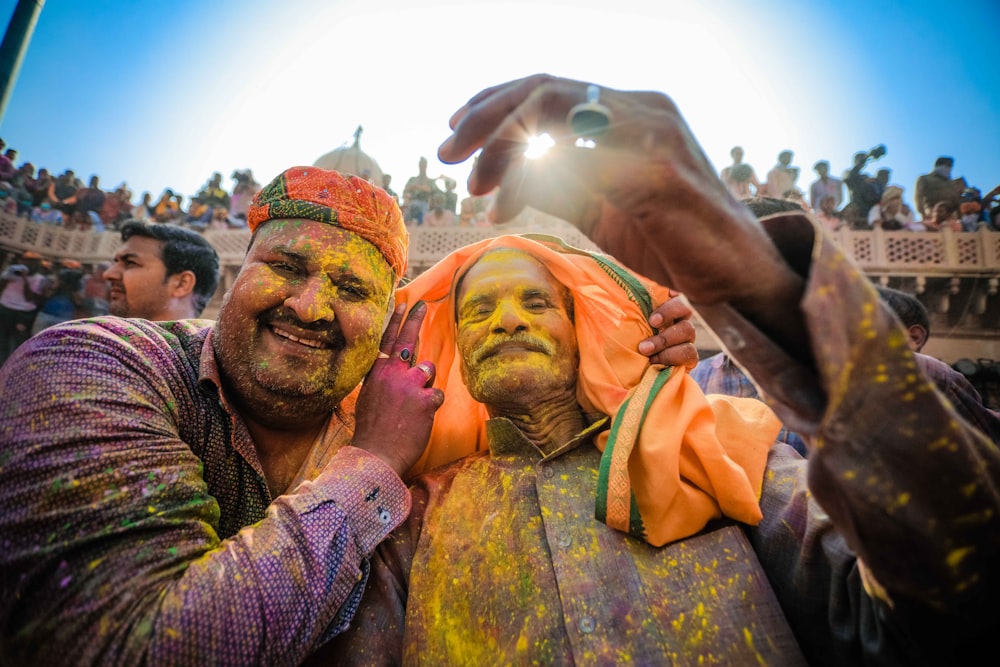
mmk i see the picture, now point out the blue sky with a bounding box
[1,0,997,209]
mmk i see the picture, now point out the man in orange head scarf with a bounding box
[400,234,780,545]
[319,234,808,665]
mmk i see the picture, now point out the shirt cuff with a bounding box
[285,446,411,557]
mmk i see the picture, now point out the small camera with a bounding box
[869,145,887,160]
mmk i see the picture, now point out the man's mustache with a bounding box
[471,333,554,365]
[262,308,345,347]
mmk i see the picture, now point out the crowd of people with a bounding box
[3,131,998,236]
[719,144,1000,233]
[0,137,263,232]
[0,75,998,665]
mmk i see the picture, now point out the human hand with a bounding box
[638,292,699,369]
[352,302,444,477]
[437,74,799,313]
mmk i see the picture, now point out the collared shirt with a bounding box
[810,176,844,211]
[690,352,809,456]
[0,316,409,665]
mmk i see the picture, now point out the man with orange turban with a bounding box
[0,166,443,665]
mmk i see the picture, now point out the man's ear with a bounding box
[170,270,197,299]
[907,324,929,352]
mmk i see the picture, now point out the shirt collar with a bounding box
[199,327,224,396]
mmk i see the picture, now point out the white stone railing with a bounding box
[3,210,999,280]
[3,210,999,367]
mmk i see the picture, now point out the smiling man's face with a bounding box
[214,218,394,420]
[455,249,578,409]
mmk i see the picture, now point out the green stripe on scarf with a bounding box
[596,366,673,539]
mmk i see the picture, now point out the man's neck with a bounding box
[242,412,330,497]
[154,300,197,321]
[487,393,584,456]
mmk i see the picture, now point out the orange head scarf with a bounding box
[398,234,781,546]
[248,166,408,279]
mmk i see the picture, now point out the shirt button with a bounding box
[540,464,555,479]
[378,509,392,525]
[558,533,572,548]
[579,616,595,634]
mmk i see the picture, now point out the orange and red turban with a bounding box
[248,166,408,278]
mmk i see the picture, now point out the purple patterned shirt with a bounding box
[0,317,409,665]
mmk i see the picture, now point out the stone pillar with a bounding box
[0,0,45,124]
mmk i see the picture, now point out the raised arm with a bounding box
[438,73,1000,662]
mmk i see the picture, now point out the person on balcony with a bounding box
[867,185,915,230]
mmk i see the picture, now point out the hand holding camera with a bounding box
[867,144,887,161]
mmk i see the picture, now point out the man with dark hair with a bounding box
[719,145,761,199]
[874,284,999,441]
[874,285,930,351]
[103,220,221,320]
[914,156,969,219]
[809,159,843,212]
[0,251,46,364]
[842,146,886,228]
[764,149,800,199]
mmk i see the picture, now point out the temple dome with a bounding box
[313,126,384,184]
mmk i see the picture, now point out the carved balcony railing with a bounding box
[4,212,998,277]
[3,211,999,369]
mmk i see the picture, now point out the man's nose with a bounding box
[283,276,335,323]
[491,300,528,334]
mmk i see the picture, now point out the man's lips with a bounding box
[477,340,548,362]
[268,323,335,350]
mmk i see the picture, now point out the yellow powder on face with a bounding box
[218,220,394,411]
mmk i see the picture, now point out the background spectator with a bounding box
[764,149,801,199]
[403,156,439,225]
[229,169,260,223]
[720,146,761,199]
[924,200,963,231]
[842,145,887,228]
[421,191,456,226]
[31,264,85,334]
[0,251,46,364]
[809,160,843,212]
[914,156,968,220]
[867,185,915,230]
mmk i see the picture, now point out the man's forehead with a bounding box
[116,236,164,259]
[254,219,381,256]
[252,217,393,285]
[459,250,561,299]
